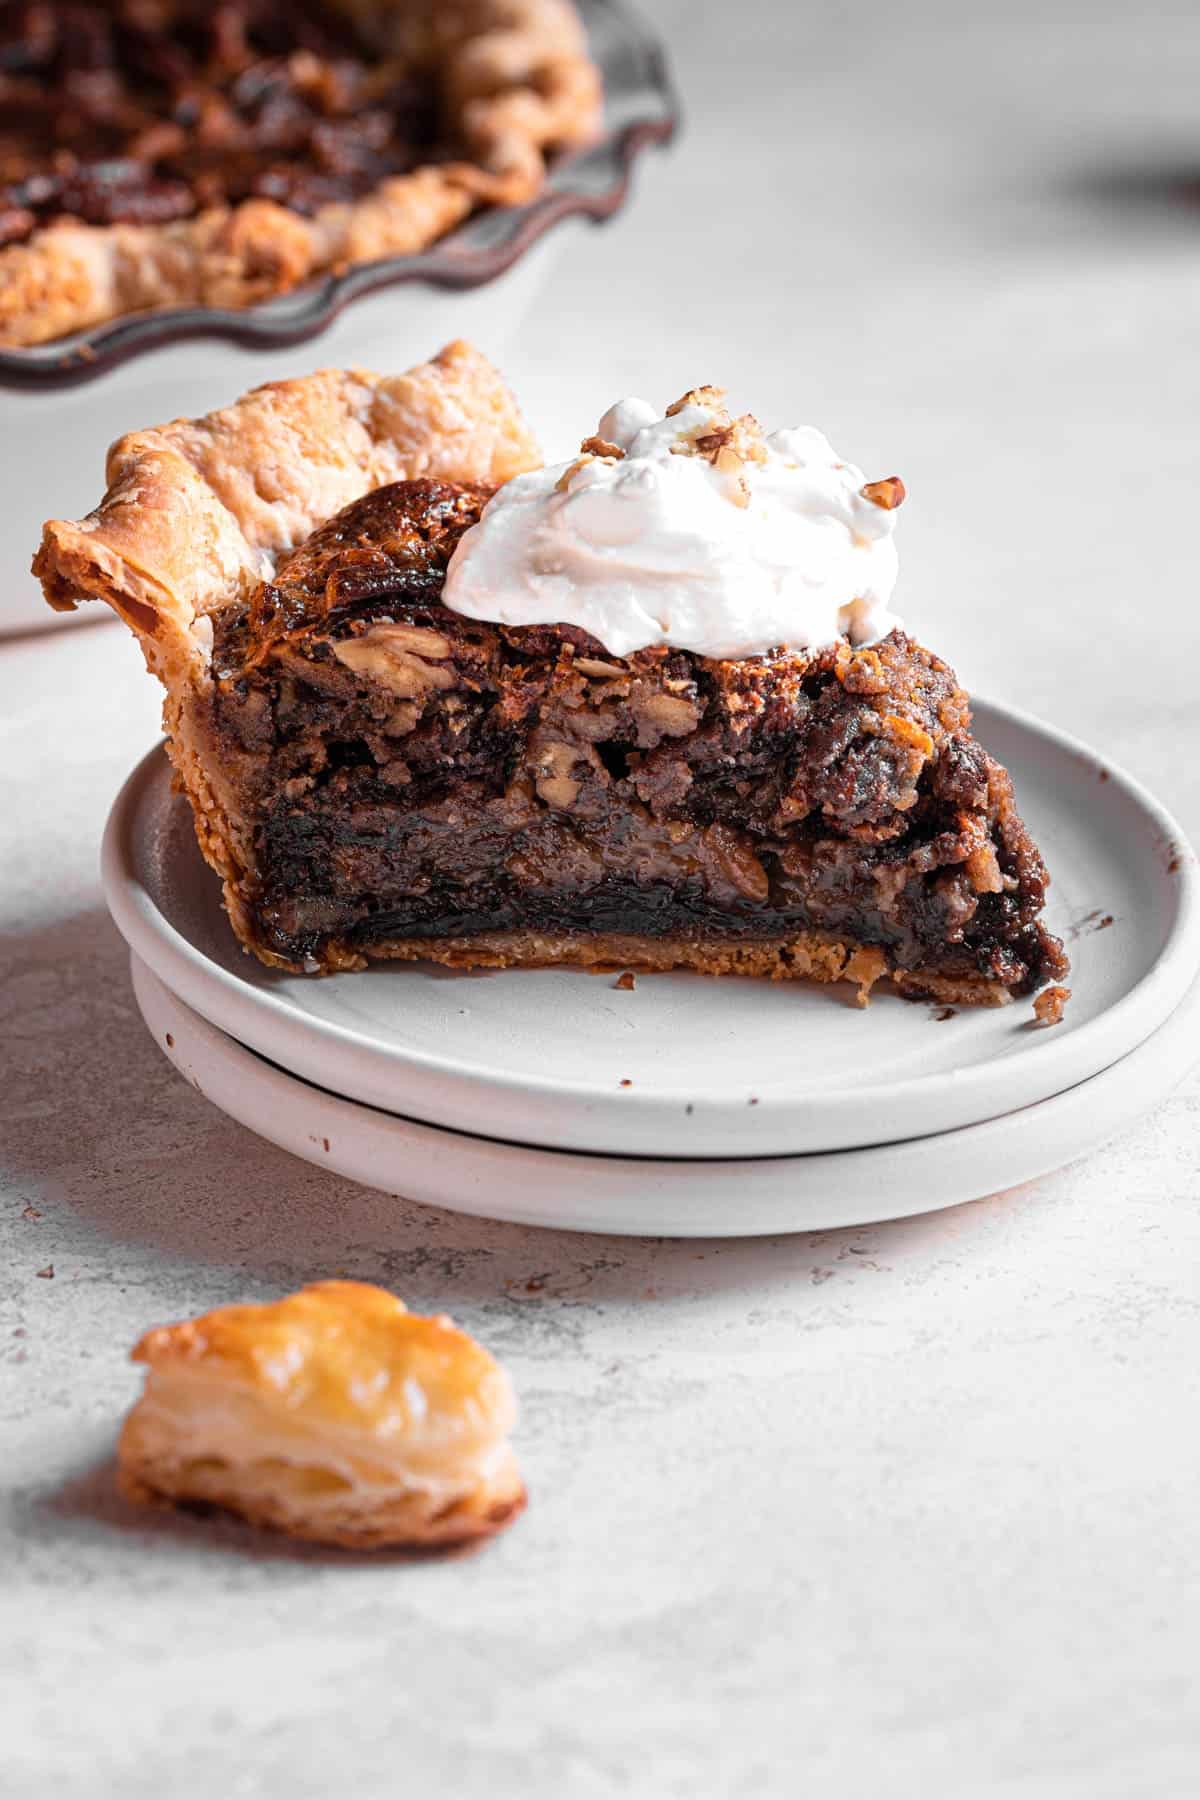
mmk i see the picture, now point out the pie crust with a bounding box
[0,0,601,348]
[118,1281,526,1548]
[34,340,1069,1006]
[36,337,541,943]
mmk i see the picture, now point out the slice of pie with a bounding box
[0,0,600,347]
[35,338,1069,1008]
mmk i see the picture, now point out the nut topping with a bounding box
[579,435,625,461]
[861,477,907,511]
[662,387,769,506]
[665,386,726,417]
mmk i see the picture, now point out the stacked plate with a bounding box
[102,699,1200,1237]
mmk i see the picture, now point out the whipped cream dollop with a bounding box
[441,388,904,660]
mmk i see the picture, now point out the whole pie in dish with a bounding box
[118,1280,525,1548]
[0,0,600,347]
[35,338,1069,1007]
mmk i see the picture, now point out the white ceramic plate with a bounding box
[102,701,1200,1158]
[131,953,1200,1237]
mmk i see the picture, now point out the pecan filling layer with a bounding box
[0,0,443,245]
[208,479,1069,992]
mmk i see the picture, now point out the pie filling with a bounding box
[207,478,1069,994]
[0,0,445,246]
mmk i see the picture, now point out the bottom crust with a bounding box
[117,1449,527,1552]
[340,927,1016,1008]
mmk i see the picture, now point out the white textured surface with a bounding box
[4,0,1200,1793]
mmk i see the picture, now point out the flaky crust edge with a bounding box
[117,1441,528,1551]
[32,338,542,923]
[0,0,602,348]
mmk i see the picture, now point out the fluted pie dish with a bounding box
[0,0,601,352]
[118,1280,525,1548]
[37,339,1069,1008]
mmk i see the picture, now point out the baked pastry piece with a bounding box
[36,342,1068,1006]
[0,0,600,347]
[118,1281,525,1548]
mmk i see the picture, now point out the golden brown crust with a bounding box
[33,339,540,907]
[0,0,601,348]
[317,926,1016,1006]
[117,1280,525,1550]
[34,338,540,673]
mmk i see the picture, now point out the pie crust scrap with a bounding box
[34,338,1069,1008]
[0,0,601,348]
[117,1280,526,1549]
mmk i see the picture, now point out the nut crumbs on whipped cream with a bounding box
[442,384,905,660]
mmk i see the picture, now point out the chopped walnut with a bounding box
[1033,985,1071,1026]
[861,477,907,511]
[634,689,701,740]
[532,740,583,810]
[333,627,456,698]
[368,624,451,659]
[694,416,769,470]
[574,656,629,679]
[579,434,625,460]
[614,971,637,991]
[666,386,726,417]
[663,388,769,506]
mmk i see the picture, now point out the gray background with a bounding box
[4,2,1200,1794]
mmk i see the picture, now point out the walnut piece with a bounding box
[574,656,629,679]
[694,416,769,472]
[666,386,726,417]
[333,625,457,697]
[368,624,452,659]
[861,477,907,511]
[533,741,583,809]
[579,434,624,460]
[663,387,768,505]
[635,690,701,739]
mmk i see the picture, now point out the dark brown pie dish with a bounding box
[33,341,1069,1008]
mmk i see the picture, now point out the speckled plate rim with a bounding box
[130,953,1200,1236]
[101,698,1200,1158]
[0,0,678,391]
